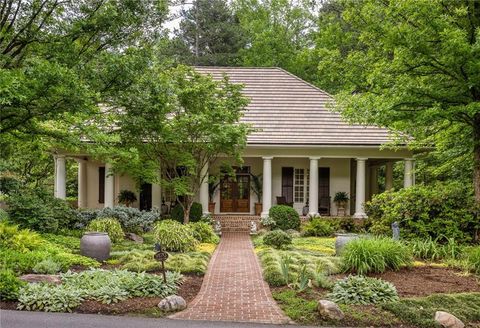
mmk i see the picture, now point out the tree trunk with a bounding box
[474,113,480,205]
[183,202,191,224]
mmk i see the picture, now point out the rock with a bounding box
[158,295,187,312]
[20,274,61,284]
[126,232,143,243]
[318,300,344,321]
[434,311,464,328]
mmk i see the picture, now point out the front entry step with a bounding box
[213,215,261,232]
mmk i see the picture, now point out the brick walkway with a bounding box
[169,232,290,324]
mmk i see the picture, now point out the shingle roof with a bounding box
[195,67,391,145]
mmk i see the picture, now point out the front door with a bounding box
[220,168,250,213]
[139,183,152,211]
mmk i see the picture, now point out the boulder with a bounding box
[20,274,61,284]
[126,233,143,244]
[434,311,464,328]
[318,300,344,321]
[158,295,187,312]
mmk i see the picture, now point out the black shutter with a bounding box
[98,166,105,204]
[140,183,152,211]
[318,167,330,199]
[282,167,294,203]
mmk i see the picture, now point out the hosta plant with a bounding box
[328,275,398,305]
[17,284,84,312]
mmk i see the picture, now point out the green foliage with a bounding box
[0,222,43,253]
[17,284,84,312]
[189,222,219,244]
[263,230,292,249]
[117,190,137,207]
[260,216,276,229]
[33,259,62,274]
[165,252,211,274]
[382,293,480,327]
[301,218,334,237]
[465,247,480,275]
[0,269,25,301]
[6,188,76,233]
[171,202,203,223]
[117,250,160,272]
[76,206,160,233]
[41,234,80,252]
[365,183,478,242]
[269,205,300,231]
[333,192,349,203]
[87,218,124,243]
[342,237,412,275]
[153,220,198,252]
[328,275,398,305]
[408,237,464,261]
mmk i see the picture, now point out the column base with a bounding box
[353,212,368,219]
[260,211,269,218]
[308,212,319,218]
[202,211,211,216]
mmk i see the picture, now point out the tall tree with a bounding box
[170,0,246,66]
[0,0,168,136]
[99,65,250,223]
[315,0,480,203]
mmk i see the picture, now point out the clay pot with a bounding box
[254,203,263,216]
[208,202,216,214]
[80,232,111,261]
[335,233,359,256]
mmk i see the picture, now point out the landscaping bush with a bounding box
[263,230,292,249]
[328,275,399,305]
[365,182,479,242]
[466,246,480,275]
[0,222,43,253]
[33,259,62,274]
[301,218,334,237]
[170,202,203,223]
[0,269,25,301]
[6,188,77,233]
[342,237,412,274]
[165,252,211,274]
[153,219,198,252]
[408,237,464,261]
[269,205,300,231]
[87,218,124,243]
[76,206,160,233]
[189,222,219,244]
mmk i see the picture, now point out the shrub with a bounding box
[76,206,160,233]
[263,230,292,249]
[87,218,124,243]
[466,246,480,274]
[260,216,276,229]
[189,222,219,244]
[33,259,62,274]
[0,208,9,221]
[117,190,137,207]
[170,202,203,223]
[342,237,412,274]
[153,219,198,252]
[409,237,464,261]
[301,218,334,237]
[328,275,399,305]
[269,205,300,231]
[0,222,43,253]
[6,188,77,233]
[365,182,478,242]
[0,269,26,301]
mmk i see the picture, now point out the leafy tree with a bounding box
[315,0,480,202]
[105,65,250,223]
[170,0,246,66]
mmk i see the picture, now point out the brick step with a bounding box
[213,215,261,232]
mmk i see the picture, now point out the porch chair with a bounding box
[276,196,294,207]
[318,196,331,216]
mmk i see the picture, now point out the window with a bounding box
[294,168,305,203]
[98,166,105,204]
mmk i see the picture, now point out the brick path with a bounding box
[169,232,290,324]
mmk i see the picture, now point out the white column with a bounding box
[152,168,162,208]
[77,159,87,208]
[404,158,415,188]
[104,163,115,208]
[199,162,209,215]
[54,155,66,200]
[370,166,379,196]
[261,157,273,218]
[385,161,394,190]
[354,158,368,218]
[308,157,320,217]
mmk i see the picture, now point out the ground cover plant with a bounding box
[301,218,334,237]
[263,230,292,249]
[86,218,124,243]
[16,269,182,312]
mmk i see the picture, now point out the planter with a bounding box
[335,233,359,256]
[208,202,216,214]
[80,232,111,261]
[254,203,263,216]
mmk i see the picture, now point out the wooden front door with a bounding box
[220,168,250,213]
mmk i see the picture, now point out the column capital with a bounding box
[404,158,415,162]
[309,156,321,160]
[356,157,368,162]
[54,154,66,159]
[262,156,273,160]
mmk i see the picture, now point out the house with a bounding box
[52,67,415,219]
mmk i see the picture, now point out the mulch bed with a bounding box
[368,266,480,297]
[0,273,204,315]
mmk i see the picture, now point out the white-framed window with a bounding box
[294,168,305,203]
